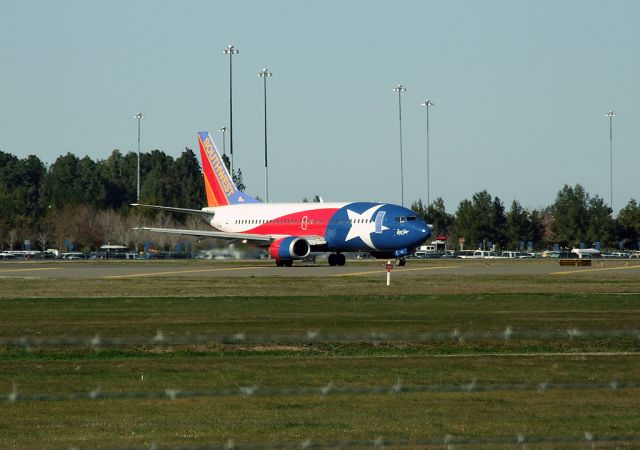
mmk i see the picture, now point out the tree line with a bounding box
[1,148,639,252]
[411,186,640,251]
[0,148,205,252]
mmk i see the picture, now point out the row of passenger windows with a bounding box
[234,218,326,225]
[233,216,417,226]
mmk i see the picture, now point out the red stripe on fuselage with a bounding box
[239,208,339,237]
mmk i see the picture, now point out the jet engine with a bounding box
[269,236,311,260]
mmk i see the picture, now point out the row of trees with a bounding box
[0,148,205,223]
[0,148,209,252]
[411,186,640,251]
[1,148,639,252]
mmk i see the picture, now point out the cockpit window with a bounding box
[394,215,418,223]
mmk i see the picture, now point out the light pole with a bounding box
[420,99,434,207]
[134,112,143,202]
[393,84,406,206]
[218,127,228,155]
[258,68,272,202]
[605,110,615,211]
[223,44,239,174]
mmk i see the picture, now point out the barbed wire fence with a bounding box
[66,432,640,450]
[4,379,640,403]
[2,327,639,349]
[4,328,640,449]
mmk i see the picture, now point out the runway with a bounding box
[1,259,640,279]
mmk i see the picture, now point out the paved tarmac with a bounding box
[1,258,640,279]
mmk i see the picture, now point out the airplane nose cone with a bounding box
[415,223,431,245]
[422,228,430,239]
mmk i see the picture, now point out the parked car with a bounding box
[414,251,442,258]
[499,251,533,259]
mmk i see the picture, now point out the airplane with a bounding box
[132,131,431,267]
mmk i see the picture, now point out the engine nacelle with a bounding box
[269,236,311,260]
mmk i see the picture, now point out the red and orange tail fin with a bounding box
[197,131,259,207]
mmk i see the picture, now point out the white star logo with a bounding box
[344,205,388,250]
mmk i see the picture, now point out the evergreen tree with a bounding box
[451,191,507,249]
[0,152,46,227]
[617,199,640,247]
[140,150,175,205]
[174,148,204,208]
[551,184,589,247]
[585,196,615,247]
[409,198,457,237]
[42,153,84,208]
[410,199,427,220]
[505,200,529,249]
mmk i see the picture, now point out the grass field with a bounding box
[1,261,640,449]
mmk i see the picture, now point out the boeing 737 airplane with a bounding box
[133,131,431,266]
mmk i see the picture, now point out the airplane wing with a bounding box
[131,203,214,216]
[135,227,326,246]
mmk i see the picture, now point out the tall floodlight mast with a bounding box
[258,68,272,202]
[223,44,239,173]
[134,112,144,202]
[605,110,616,211]
[420,99,434,207]
[393,84,407,206]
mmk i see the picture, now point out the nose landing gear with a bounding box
[395,257,406,266]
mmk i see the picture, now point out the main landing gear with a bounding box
[275,259,293,267]
[328,253,346,266]
[395,257,406,266]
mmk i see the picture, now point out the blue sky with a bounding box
[1,0,639,213]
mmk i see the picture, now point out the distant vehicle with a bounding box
[414,250,441,258]
[457,249,498,259]
[472,250,499,259]
[60,252,84,260]
[602,252,631,259]
[1,250,42,259]
[499,251,533,259]
[98,245,129,259]
[0,252,18,260]
[571,248,601,259]
[545,251,577,258]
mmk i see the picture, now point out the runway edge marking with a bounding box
[332,265,460,277]
[104,265,270,279]
[551,264,640,276]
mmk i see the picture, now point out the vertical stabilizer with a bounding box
[197,131,260,207]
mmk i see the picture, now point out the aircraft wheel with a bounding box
[328,254,337,266]
[395,257,406,266]
[276,259,285,267]
[337,253,346,266]
[284,260,293,267]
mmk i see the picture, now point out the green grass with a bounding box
[1,283,640,448]
[1,293,639,337]
[2,258,640,299]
